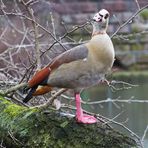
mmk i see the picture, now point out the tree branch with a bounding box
[111,4,148,38]
[33,88,67,110]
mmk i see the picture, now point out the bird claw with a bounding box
[76,114,97,124]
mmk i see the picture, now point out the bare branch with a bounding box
[134,0,140,10]
[8,130,23,145]
[29,8,41,70]
[142,125,148,144]
[100,115,143,147]
[0,83,27,95]
[111,4,148,38]
[50,12,56,38]
[0,139,6,148]
[33,88,67,110]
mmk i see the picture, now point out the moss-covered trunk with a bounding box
[0,96,137,148]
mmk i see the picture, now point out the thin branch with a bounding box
[0,7,90,83]
[30,8,41,70]
[83,98,148,105]
[17,28,29,51]
[50,12,56,38]
[33,88,67,110]
[22,0,68,51]
[100,115,143,147]
[62,94,148,105]
[111,4,148,38]
[141,125,148,143]
[102,111,126,125]
[0,25,8,40]
[100,79,139,92]
[8,95,29,107]
[8,130,23,145]
[0,83,27,96]
[114,30,148,40]
[61,21,90,38]
[134,0,140,10]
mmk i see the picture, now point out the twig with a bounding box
[8,130,23,145]
[21,0,68,51]
[134,0,140,10]
[0,25,8,40]
[102,111,126,125]
[0,6,90,83]
[114,30,148,42]
[29,8,41,70]
[60,21,90,40]
[82,98,148,105]
[17,28,29,51]
[104,79,139,92]
[50,12,56,38]
[62,93,148,105]
[33,88,67,110]
[101,115,143,147]
[111,4,148,38]
[0,139,6,148]
[25,0,36,6]
[7,94,29,107]
[21,1,41,71]
[0,83,27,95]
[141,125,148,144]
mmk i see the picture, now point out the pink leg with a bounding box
[75,93,97,124]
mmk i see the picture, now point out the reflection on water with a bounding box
[81,74,148,147]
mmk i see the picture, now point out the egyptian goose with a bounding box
[23,9,115,124]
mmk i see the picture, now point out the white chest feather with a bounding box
[87,34,115,69]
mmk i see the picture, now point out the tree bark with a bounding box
[0,96,137,148]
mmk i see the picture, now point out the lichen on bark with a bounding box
[0,96,137,148]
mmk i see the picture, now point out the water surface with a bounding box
[81,73,148,147]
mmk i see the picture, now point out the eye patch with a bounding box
[99,13,103,17]
[104,13,109,19]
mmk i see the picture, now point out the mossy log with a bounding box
[0,96,137,148]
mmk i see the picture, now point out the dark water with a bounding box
[81,75,148,147]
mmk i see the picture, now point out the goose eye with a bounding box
[104,13,109,19]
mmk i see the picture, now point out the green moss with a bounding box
[131,43,143,50]
[131,25,140,33]
[0,96,137,147]
[140,9,148,20]
[4,104,24,116]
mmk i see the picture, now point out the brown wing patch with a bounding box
[28,67,51,87]
[33,85,52,96]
